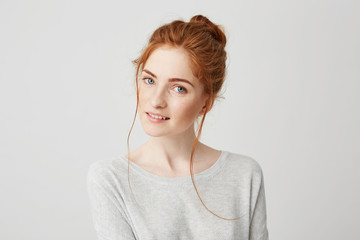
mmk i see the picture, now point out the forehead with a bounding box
[143,46,197,82]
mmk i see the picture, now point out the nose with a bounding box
[150,86,167,109]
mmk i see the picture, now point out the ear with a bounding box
[199,97,214,116]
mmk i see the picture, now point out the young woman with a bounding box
[87,15,269,240]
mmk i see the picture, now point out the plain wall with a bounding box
[1,0,359,239]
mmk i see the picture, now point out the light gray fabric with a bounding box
[87,151,269,240]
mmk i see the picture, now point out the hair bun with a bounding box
[190,15,226,47]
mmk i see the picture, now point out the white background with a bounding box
[1,0,359,239]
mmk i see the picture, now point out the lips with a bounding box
[146,112,170,120]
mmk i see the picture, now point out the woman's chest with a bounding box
[126,188,250,240]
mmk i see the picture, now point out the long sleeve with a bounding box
[87,163,136,240]
[249,165,269,240]
[86,152,268,239]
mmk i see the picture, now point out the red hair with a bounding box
[127,15,240,220]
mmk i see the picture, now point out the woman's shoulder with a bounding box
[87,156,128,185]
[223,150,265,177]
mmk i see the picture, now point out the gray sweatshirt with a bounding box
[87,151,269,240]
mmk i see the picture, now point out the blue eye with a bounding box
[174,86,186,93]
[144,78,154,84]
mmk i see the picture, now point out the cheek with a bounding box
[174,98,203,120]
[138,88,148,109]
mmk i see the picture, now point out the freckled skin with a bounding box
[138,46,207,138]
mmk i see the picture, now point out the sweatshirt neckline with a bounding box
[119,151,228,185]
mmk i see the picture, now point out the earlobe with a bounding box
[199,105,207,116]
[199,98,213,116]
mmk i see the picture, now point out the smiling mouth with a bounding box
[146,112,170,120]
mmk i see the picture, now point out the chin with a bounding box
[140,116,171,137]
[143,130,169,138]
[141,124,167,137]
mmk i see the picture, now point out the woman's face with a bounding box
[138,45,208,138]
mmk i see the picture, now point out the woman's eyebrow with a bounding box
[168,78,194,87]
[143,69,194,87]
[143,69,157,78]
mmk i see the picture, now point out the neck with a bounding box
[142,128,202,173]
